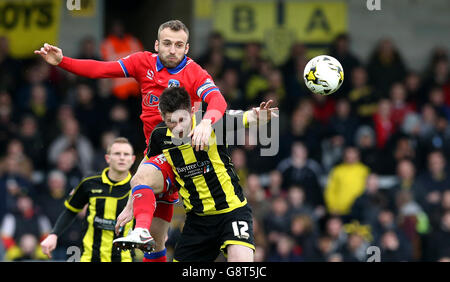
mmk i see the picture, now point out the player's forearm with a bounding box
[51,209,78,236]
[203,92,227,124]
[126,192,133,210]
[243,111,252,128]
[245,110,268,127]
[58,56,125,79]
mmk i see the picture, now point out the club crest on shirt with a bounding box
[168,79,180,88]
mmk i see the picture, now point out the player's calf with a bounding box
[130,163,165,230]
[143,217,171,262]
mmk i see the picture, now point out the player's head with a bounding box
[105,137,135,173]
[343,146,360,164]
[155,20,189,69]
[158,87,193,138]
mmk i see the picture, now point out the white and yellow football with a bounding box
[303,55,344,95]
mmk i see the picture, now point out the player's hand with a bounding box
[34,43,63,66]
[115,204,133,236]
[250,100,279,124]
[40,234,58,259]
[189,119,212,151]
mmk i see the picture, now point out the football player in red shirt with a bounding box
[35,20,227,262]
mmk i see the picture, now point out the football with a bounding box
[303,55,344,95]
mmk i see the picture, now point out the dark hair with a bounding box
[158,87,191,115]
[158,20,189,40]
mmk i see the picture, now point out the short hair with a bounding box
[157,20,189,41]
[158,87,191,115]
[48,170,67,183]
[106,137,133,154]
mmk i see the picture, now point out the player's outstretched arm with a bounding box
[34,43,63,66]
[246,100,279,126]
[34,43,126,79]
[40,209,78,259]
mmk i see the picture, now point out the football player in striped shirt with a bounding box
[114,87,278,261]
[40,137,136,262]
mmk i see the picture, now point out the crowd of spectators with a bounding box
[1,24,450,262]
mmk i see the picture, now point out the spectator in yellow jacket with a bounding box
[325,147,370,216]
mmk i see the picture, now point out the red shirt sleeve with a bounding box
[190,63,228,124]
[58,56,125,79]
[117,52,147,78]
[57,51,147,79]
[203,92,227,124]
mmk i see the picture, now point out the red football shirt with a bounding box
[119,52,222,140]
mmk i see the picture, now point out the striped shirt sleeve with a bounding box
[196,78,221,101]
[117,52,144,78]
[64,177,92,212]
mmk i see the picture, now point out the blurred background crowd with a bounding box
[1,5,450,262]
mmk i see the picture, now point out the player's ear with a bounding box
[104,154,110,164]
[154,40,159,52]
[185,43,189,55]
[131,155,136,164]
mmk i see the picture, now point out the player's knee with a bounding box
[131,165,164,193]
[130,173,145,188]
[226,245,254,262]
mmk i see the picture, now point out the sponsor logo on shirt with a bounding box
[143,91,159,107]
[176,160,214,179]
[153,154,167,165]
[93,216,116,231]
[146,69,154,80]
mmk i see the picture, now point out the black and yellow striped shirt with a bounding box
[147,110,250,216]
[64,168,134,262]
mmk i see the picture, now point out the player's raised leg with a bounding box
[143,217,171,262]
[144,159,178,262]
[113,161,165,252]
[115,155,151,232]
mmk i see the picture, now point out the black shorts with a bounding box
[173,204,255,262]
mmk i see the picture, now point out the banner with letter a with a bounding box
[0,0,62,59]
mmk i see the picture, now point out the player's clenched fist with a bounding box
[34,43,63,66]
[40,234,58,259]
